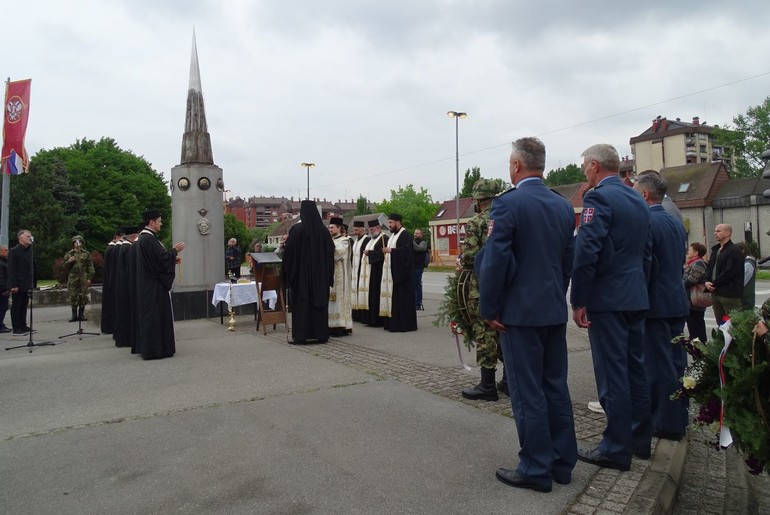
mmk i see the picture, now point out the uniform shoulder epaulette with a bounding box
[496,186,516,197]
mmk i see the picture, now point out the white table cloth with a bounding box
[211,282,277,310]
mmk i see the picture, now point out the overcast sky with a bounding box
[5,0,770,204]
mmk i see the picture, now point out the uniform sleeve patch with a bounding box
[487,219,494,237]
[581,208,594,224]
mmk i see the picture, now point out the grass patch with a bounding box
[757,270,770,281]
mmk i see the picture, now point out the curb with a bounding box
[628,436,689,514]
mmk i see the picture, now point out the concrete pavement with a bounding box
[0,272,722,514]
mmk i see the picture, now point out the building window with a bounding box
[678,183,690,193]
[699,145,706,153]
[436,209,446,218]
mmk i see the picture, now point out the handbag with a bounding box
[690,283,713,309]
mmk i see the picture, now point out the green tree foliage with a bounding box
[375,184,438,232]
[544,163,584,186]
[224,213,251,262]
[459,166,482,198]
[9,137,170,279]
[713,96,770,179]
[354,194,372,215]
[8,158,79,279]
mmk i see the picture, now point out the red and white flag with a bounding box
[2,79,32,175]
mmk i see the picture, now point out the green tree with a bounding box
[9,137,170,279]
[544,164,584,186]
[713,96,770,179]
[459,166,482,198]
[8,159,79,279]
[354,194,372,215]
[375,184,438,232]
[224,213,251,261]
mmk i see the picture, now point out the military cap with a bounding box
[72,235,84,243]
[472,179,504,200]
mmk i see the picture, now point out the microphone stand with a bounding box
[5,242,56,352]
[59,305,100,340]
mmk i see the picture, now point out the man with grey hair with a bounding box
[636,169,683,225]
[225,237,241,280]
[8,229,35,336]
[480,137,577,491]
[633,173,689,440]
[571,144,652,471]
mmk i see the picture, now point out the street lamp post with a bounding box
[301,162,316,200]
[447,111,467,255]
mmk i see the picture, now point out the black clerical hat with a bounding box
[142,208,161,222]
[329,217,343,226]
[388,213,402,222]
[353,220,365,228]
[367,219,380,228]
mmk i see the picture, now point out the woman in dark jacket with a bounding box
[683,242,708,343]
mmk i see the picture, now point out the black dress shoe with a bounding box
[577,447,630,471]
[553,475,571,485]
[653,430,684,441]
[287,339,307,345]
[495,468,551,493]
[633,449,651,460]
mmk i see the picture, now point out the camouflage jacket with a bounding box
[63,248,95,279]
[459,208,490,271]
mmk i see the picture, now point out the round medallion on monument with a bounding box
[198,177,211,190]
[178,177,190,191]
[216,178,224,192]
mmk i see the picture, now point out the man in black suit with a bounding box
[7,229,35,336]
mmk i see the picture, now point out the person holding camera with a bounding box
[63,235,95,322]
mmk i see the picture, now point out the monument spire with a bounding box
[180,28,213,165]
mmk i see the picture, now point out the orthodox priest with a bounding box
[135,209,185,360]
[328,217,353,336]
[283,200,334,344]
[100,229,121,335]
[380,214,418,332]
[350,220,370,322]
[113,226,139,348]
[362,219,387,327]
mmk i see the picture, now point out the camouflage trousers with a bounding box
[67,278,89,307]
[466,299,501,369]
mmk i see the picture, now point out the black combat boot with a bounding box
[78,306,88,321]
[69,307,78,322]
[462,367,499,401]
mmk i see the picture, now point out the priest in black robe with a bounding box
[283,200,334,344]
[381,214,418,332]
[135,209,185,360]
[362,219,387,327]
[113,228,137,348]
[100,230,121,335]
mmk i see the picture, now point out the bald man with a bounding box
[704,224,744,323]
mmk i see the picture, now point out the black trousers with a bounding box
[11,290,29,331]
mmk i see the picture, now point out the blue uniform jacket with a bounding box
[646,204,689,318]
[570,175,651,312]
[479,178,574,326]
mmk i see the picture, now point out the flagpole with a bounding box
[0,78,9,247]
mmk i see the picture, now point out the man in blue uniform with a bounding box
[480,137,577,493]
[571,144,652,471]
[634,172,690,440]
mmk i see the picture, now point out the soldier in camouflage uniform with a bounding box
[63,235,95,322]
[460,178,506,401]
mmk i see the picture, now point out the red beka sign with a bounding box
[2,79,32,175]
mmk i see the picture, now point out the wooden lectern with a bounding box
[250,252,287,335]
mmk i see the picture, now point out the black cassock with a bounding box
[135,228,178,359]
[365,233,387,327]
[100,242,117,334]
[127,243,139,354]
[113,241,133,347]
[384,228,417,333]
[283,201,334,343]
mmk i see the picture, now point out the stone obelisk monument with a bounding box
[170,30,224,314]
